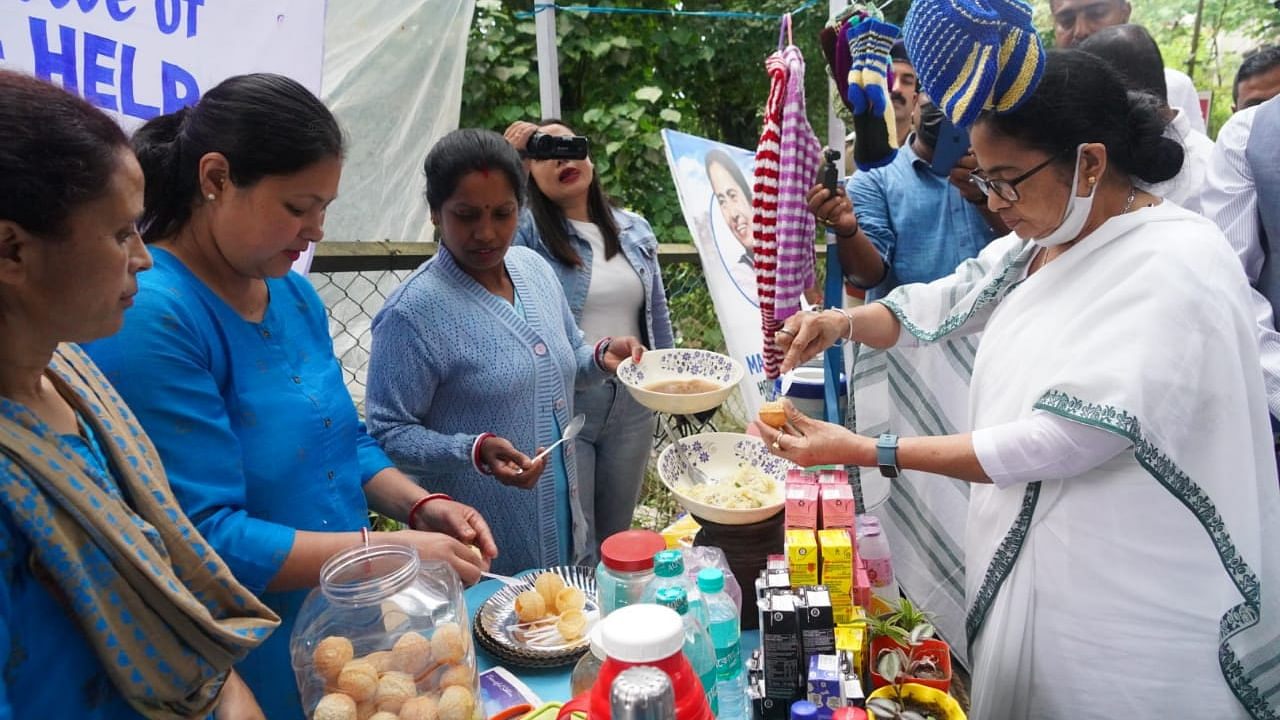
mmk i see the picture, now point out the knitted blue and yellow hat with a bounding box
[903,0,1045,128]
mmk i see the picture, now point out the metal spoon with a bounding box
[660,414,715,486]
[522,413,587,469]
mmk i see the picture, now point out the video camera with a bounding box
[523,131,590,160]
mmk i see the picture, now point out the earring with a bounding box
[1087,176,1096,185]
[207,193,216,201]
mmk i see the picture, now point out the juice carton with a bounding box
[761,592,804,704]
[786,529,819,586]
[806,654,842,720]
[797,586,836,657]
[817,529,854,581]
[819,483,856,530]
[786,481,820,529]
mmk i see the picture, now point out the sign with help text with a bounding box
[0,0,325,131]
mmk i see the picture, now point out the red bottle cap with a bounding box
[832,708,869,720]
[600,530,667,572]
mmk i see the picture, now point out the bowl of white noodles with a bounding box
[657,432,797,525]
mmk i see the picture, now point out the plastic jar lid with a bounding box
[588,624,606,660]
[791,701,819,720]
[599,605,684,661]
[696,567,724,593]
[600,530,667,572]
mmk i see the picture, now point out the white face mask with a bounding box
[1031,144,1096,248]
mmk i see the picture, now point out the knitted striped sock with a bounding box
[904,0,1002,129]
[856,19,899,117]
[845,21,869,115]
[847,19,901,171]
[988,0,1045,113]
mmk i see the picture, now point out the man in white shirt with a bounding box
[1233,45,1280,113]
[1201,95,1280,423]
[1079,24,1213,212]
[1048,0,1207,134]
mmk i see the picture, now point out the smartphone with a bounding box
[929,117,970,177]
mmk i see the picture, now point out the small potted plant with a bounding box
[865,646,966,720]
[856,597,953,692]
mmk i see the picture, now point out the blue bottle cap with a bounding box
[696,567,724,594]
[653,585,689,615]
[652,549,684,578]
[790,700,819,720]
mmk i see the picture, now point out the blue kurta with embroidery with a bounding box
[1,405,147,719]
[84,247,393,720]
[366,246,604,574]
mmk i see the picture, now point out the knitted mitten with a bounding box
[988,0,1045,113]
[903,0,1002,129]
[847,19,901,170]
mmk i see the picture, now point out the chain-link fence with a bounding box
[310,243,762,533]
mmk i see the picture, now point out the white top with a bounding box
[1164,67,1207,135]
[1140,108,1214,214]
[971,411,1131,487]
[1200,101,1280,418]
[570,219,644,345]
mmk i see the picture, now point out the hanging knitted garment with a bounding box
[754,43,821,381]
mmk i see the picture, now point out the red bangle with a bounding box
[593,336,613,371]
[473,432,496,475]
[408,493,454,531]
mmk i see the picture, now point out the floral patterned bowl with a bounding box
[657,432,796,525]
[616,349,744,415]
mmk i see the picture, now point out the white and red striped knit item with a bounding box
[753,45,821,380]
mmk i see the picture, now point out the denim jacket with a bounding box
[515,206,675,349]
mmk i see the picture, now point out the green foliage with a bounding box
[1029,0,1279,136]
[461,0,837,248]
[854,594,936,645]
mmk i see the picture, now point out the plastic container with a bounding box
[698,568,747,720]
[556,604,713,720]
[868,636,952,693]
[859,516,899,602]
[641,550,708,628]
[597,530,668,616]
[571,625,607,697]
[654,587,719,717]
[290,543,481,720]
[790,701,819,720]
[774,366,848,420]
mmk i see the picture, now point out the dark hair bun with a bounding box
[1121,91,1184,185]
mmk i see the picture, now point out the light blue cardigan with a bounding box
[366,245,605,573]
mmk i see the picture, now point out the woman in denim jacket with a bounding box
[507,120,674,561]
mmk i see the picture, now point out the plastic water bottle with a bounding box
[654,586,719,717]
[697,568,747,720]
[642,550,709,628]
[859,516,899,602]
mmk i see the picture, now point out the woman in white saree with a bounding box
[762,49,1280,719]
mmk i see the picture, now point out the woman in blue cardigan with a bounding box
[504,120,673,560]
[365,129,645,575]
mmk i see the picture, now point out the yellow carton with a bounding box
[785,529,819,585]
[818,528,854,584]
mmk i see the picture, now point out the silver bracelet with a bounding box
[836,308,854,342]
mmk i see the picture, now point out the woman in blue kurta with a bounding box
[83,75,497,720]
[365,129,644,575]
[0,70,277,719]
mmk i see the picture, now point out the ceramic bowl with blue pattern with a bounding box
[657,432,795,525]
[616,348,744,415]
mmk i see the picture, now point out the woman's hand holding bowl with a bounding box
[600,336,645,374]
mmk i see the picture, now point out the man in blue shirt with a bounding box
[811,95,1005,301]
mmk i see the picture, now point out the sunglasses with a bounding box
[968,149,1070,203]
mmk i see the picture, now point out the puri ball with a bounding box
[430,623,466,665]
[398,695,440,720]
[557,609,587,641]
[467,545,484,561]
[313,693,358,720]
[392,631,432,675]
[370,713,401,720]
[374,671,417,714]
[554,586,586,614]
[438,686,476,720]
[758,401,786,429]
[533,572,565,609]
[513,590,547,623]
[336,659,379,703]
[363,650,395,674]
[313,636,355,682]
[438,664,473,690]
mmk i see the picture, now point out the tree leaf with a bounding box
[634,86,664,103]
[659,108,682,123]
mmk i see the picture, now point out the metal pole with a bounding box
[534,1,562,119]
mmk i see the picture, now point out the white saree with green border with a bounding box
[873,201,1280,719]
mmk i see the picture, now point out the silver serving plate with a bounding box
[475,565,599,663]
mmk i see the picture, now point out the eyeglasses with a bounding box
[968,151,1067,204]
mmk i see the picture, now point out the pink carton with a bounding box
[818,467,849,484]
[819,483,856,529]
[854,560,872,610]
[786,481,820,529]
[787,468,819,485]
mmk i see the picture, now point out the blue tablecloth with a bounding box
[465,578,760,703]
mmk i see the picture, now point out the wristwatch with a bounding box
[876,433,900,478]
